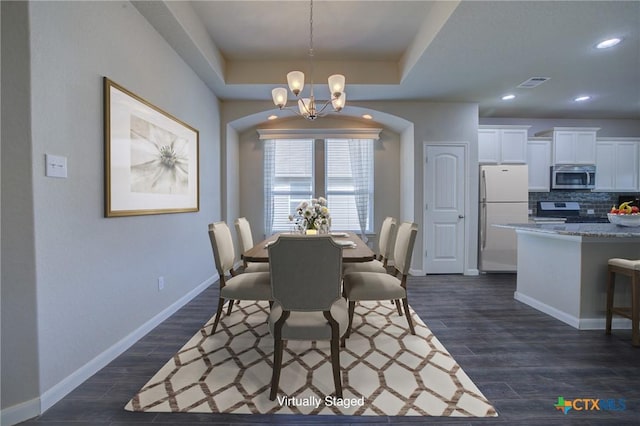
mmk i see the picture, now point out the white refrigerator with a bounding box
[479,164,529,272]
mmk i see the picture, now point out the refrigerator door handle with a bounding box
[481,203,487,249]
[481,170,487,203]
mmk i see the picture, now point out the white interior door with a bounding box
[424,145,466,274]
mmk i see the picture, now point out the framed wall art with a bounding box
[103,77,199,217]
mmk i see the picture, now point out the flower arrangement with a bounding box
[288,197,331,233]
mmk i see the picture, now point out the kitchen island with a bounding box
[499,223,640,330]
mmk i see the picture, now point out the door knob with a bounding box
[458,214,465,219]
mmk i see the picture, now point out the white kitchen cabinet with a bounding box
[478,126,529,164]
[595,138,639,192]
[527,138,551,192]
[537,127,599,165]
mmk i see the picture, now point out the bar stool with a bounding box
[605,258,640,347]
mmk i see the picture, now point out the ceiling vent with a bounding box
[517,77,550,89]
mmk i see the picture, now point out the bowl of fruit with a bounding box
[608,202,640,227]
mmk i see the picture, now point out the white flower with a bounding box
[289,197,331,231]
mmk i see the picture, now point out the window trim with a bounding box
[258,128,382,140]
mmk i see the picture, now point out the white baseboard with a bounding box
[514,291,580,329]
[0,397,41,426]
[409,268,479,276]
[1,275,216,426]
[579,317,631,330]
[514,291,632,331]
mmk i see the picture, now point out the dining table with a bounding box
[242,231,375,263]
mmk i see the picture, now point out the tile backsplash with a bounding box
[528,191,640,217]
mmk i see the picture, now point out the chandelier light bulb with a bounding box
[287,71,305,96]
[332,92,346,111]
[328,74,346,97]
[271,88,288,108]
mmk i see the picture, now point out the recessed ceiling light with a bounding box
[362,114,373,120]
[596,38,621,49]
[574,95,591,102]
[267,115,278,120]
[501,94,516,100]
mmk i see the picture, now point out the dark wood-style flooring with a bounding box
[19,274,640,425]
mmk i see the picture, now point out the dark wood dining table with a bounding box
[242,232,375,263]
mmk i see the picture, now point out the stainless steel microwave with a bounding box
[551,165,596,189]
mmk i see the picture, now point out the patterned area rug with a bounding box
[126,300,497,417]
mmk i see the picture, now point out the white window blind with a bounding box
[326,139,373,233]
[266,139,314,233]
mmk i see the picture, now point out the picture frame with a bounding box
[103,77,199,217]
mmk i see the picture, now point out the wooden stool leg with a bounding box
[632,271,639,347]
[605,268,615,335]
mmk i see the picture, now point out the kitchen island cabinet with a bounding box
[499,223,640,330]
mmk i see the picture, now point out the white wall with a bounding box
[400,125,415,222]
[1,1,41,415]
[2,1,221,421]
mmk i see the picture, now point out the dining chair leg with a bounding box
[269,337,284,401]
[211,297,225,335]
[402,298,415,335]
[226,299,234,316]
[324,311,343,398]
[395,299,403,316]
[269,311,289,401]
[330,337,343,398]
[345,301,356,338]
[605,268,615,335]
[632,272,639,347]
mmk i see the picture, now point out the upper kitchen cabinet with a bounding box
[595,138,639,192]
[527,138,552,192]
[536,127,599,165]
[478,125,530,164]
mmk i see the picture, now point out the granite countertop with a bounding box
[495,223,640,238]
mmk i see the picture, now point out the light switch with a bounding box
[45,154,68,178]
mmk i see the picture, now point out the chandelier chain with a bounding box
[308,0,315,91]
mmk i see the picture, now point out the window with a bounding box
[265,139,314,232]
[265,138,374,234]
[326,139,373,232]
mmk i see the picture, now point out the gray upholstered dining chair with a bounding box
[343,216,397,275]
[342,222,418,338]
[267,235,348,401]
[234,217,270,273]
[208,221,271,335]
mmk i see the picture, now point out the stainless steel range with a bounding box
[535,201,609,223]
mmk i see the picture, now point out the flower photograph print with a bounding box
[129,115,189,195]
[104,78,199,217]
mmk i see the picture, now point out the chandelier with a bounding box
[271,0,346,120]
